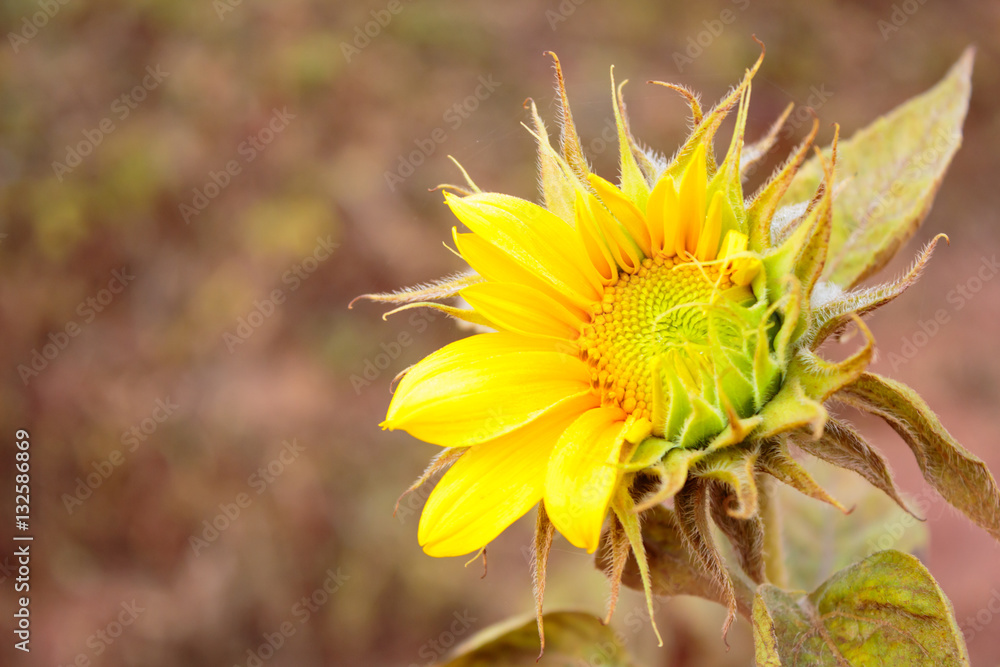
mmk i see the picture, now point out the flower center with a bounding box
[579,255,736,423]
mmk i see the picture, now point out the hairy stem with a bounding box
[759,473,788,587]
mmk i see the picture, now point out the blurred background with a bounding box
[1,0,999,665]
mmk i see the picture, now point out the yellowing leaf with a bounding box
[781,48,973,289]
[838,372,1000,544]
[753,550,970,666]
[438,611,637,666]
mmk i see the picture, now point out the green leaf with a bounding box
[781,48,973,289]
[437,611,638,667]
[838,372,1000,543]
[753,550,970,666]
[777,459,928,592]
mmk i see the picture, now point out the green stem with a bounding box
[759,474,788,588]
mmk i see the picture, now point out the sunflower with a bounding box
[357,48,993,645]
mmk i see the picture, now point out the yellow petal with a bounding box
[727,255,762,287]
[581,190,642,273]
[718,231,759,286]
[419,391,598,557]
[648,176,680,257]
[384,333,590,447]
[679,143,707,255]
[544,406,629,553]
[574,192,617,284]
[695,190,724,261]
[453,230,587,321]
[447,193,602,307]
[645,176,666,253]
[718,229,748,259]
[462,282,585,340]
[587,173,652,257]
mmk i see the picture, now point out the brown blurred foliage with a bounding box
[0,0,999,665]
